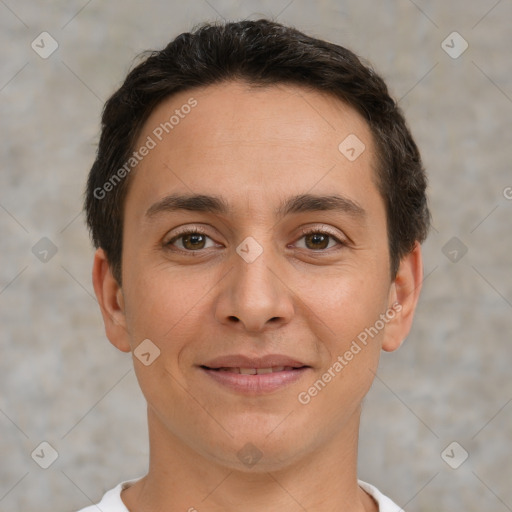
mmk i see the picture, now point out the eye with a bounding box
[165,227,345,253]
[165,228,218,251]
[294,229,344,251]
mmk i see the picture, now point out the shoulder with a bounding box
[358,480,404,512]
[75,477,143,512]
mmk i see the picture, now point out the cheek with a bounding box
[122,262,202,335]
[302,263,390,341]
[122,271,205,407]
[299,266,390,391]
[296,274,388,423]
[121,265,218,382]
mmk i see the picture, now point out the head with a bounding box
[86,19,430,471]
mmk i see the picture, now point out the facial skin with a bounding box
[93,81,423,512]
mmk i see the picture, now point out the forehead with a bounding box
[141,80,373,154]
[125,80,381,221]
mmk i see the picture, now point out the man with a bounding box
[81,18,430,511]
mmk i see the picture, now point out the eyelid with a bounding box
[166,225,209,239]
[298,225,345,240]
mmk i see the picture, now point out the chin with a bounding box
[198,422,311,473]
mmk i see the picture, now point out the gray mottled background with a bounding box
[1,1,511,511]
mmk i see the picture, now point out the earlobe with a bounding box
[382,242,424,352]
[92,248,131,353]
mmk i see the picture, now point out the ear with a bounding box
[92,248,131,353]
[381,242,424,352]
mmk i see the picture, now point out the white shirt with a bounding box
[76,477,403,511]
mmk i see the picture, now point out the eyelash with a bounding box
[165,226,345,253]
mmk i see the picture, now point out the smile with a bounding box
[210,366,301,374]
[200,365,310,394]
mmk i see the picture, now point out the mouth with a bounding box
[201,365,307,374]
[199,356,311,394]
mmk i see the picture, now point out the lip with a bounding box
[201,354,308,369]
[199,354,311,395]
[200,366,311,394]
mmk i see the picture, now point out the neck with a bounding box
[121,406,377,512]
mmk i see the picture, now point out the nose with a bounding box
[214,241,294,333]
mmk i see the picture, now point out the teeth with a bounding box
[215,366,292,374]
[240,368,257,375]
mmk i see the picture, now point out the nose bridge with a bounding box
[215,232,294,332]
[235,233,280,306]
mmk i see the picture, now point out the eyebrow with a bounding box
[145,192,366,220]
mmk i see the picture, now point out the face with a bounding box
[94,81,422,471]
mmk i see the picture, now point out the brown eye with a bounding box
[304,233,330,250]
[181,233,207,250]
[294,229,343,251]
[166,230,216,251]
